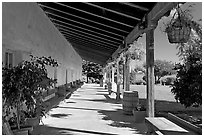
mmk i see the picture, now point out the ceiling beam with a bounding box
[39,4,129,34]
[120,3,149,11]
[49,15,124,38]
[71,42,111,56]
[57,26,121,45]
[55,2,134,28]
[84,2,140,21]
[75,48,106,64]
[74,47,108,62]
[65,35,115,51]
[63,33,116,50]
[148,2,178,22]
[54,22,122,42]
[59,29,119,48]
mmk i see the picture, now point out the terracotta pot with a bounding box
[132,110,146,123]
[25,117,40,127]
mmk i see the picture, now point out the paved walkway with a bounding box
[32,84,147,135]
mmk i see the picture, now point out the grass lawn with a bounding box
[120,84,202,127]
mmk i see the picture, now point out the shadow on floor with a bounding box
[70,95,121,105]
[98,108,147,134]
[32,125,118,135]
[50,113,72,118]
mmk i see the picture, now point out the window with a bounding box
[5,52,14,68]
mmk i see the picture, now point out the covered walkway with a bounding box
[32,84,147,135]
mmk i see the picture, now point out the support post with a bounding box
[111,65,115,92]
[122,63,125,89]
[116,60,121,100]
[103,70,107,87]
[124,53,130,91]
[108,65,112,94]
[146,26,156,117]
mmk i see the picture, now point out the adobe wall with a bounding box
[2,2,82,86]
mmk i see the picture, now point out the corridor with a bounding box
[32,84,147,135]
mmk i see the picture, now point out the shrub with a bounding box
[160,75,176,85]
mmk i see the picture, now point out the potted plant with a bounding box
[2,55,58,134]
[132,104,146,123]
[23,93,46,127]
[165,4,193,43]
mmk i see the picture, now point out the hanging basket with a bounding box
[165,4,192,44]
[166,21,191,44]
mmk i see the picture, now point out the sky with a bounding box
[136,2,202,63]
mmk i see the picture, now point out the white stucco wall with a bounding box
[2,2,82,86]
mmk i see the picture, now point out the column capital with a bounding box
[148,20,158,30]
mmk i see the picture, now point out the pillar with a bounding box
[116,60,121,100]
[103,70,107,86]
[111,65,115,85]
[124,53,130,91]
[108,65,112,94]
[122,63,125,89]
[111,64,117,93]
[146,24,156,117]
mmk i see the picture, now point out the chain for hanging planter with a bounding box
[165,4,192,44]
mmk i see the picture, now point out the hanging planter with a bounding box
[165,4,192,44]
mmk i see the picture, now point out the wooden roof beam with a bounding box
[71,42,111,57]
[55,2,134,28]
[121,3,149,11]
[74,48,109,61]
[63,33,116,50]
[54,22,122,42]
[57,26,121,45]
[84,2,141,21]
[49,15,124,38]
[126,2,178,44]
[39,4,129,34]
[111,2,178,61]
[59,29,119,48]
[65,35,115,51]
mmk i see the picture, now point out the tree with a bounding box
[154,60,176,82]
[171,19,202,108]
[143,60,176,83]
[82,60,103,82]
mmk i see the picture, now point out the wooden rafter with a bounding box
[54,22,122,42]
[126,2,178,44]
[39,4,129,34]
[59,29,118,48]
[63,34,116,50]
[55,2,134,28]
[58,26,121,45]
[111,2,178,61]
[84,2,141,21]
[71,42,111,57]
[65,36,115,52]
[121,3,149,11]
[49,15,124,38]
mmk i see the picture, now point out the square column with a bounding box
[116,60,121,100]
[146,28,155,117]
[124,53,130,91]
